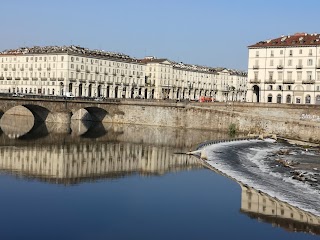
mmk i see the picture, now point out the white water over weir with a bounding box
[189,138,320,217]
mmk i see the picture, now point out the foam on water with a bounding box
[204,139,320,216]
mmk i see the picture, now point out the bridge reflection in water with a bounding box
[240,184,320,235]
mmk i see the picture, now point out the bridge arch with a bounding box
[71,107,111,122]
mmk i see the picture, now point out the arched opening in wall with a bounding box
[106,86,110,98]
[277,94,282,103]
[17,87,19,93]
[305,94,311,104]
[176,88,180,99]
[151,89,155,99]
[115,86,118,98]
[79,84,83,96]
[42,88,45,95]
[316,95,320,105]
[138,88,142,97]
[144,89,148,99]
[25,88,27,94]
[69,83,73,93]
[131,88,134,98]
[88,84,92,97]
[267,94,273,103]
[286,94,291,104]
[60,82,64,96]
[252,85,260,102]
[52,89,55,95]
[97,85,102,97]
[122,87,126,98]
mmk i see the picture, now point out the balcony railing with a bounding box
[23,77,29,80]
[32,77,38,81]
[20,68,24,71]
[302,79,315,84]
[12,68,16,71]
[277,65,283,69]
[7,77,12,80]
[69,78,76,82]
[4,68,8,71]
[316,65,320,69]
[89,80,95,83]
[86,70,90,73]
[15,77,21,80]
[29,68,33,71]
[104,72,108,75]
[253,65,259,69]
[283,79,295,84]
[79,80,86,83]
[38,68,42,71]
[296,65,303,69]
[76,68,80,72]
[0,76,4,80]
[50,78,56,81]
[95,71,99,74]
[41,77,47,81]
[47,67,51,71]
[58,78,64,81]
[249,79,261,84]
[265,80,276,84]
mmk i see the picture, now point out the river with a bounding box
[0,119,319,240]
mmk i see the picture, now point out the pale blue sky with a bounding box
[0,0,319,70]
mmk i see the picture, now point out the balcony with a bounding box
[4,68,8,71]
[95,71,99,74]
[50,78,56,81]
[69,78,76,82]
[7,77,12,80]
[15,77,21,80]
[41,77,47,81]
[104,72,108,75]
[76,68,80,72]
[283,79,295,84]
[58,78,64,81]
[253,65,259,69]
[316,65,320,69]
[12,68,16,71]
[249,79,261,84]
[20,68,24,71]
[23,77,29,80]
[265,80,276,84]
[47,67,51,71]
[0,76,4,80]
[302,79,315,84]
[86,70,90,73]
[32,77,38,81]
[277,65,283,69]
[89,80,95,83]
[296,65,303,69]
[29,68,33,71]
[79,79,86,83]
[121,74,125,77]
[38,68,42,71]
[113,73,117,76]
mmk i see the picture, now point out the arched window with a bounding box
[286,94,291,103]
[267,94,273,103]
[277,94,282,103]
[306,95,311,104]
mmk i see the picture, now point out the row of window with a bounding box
[254,71,320,81]
[267,94,317,104]
[254,59,319,67]
[255,48,317,57]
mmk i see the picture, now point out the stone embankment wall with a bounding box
[111,101,320,143]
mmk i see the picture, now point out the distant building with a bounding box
[247,33,320,104]
[0,45,247,101]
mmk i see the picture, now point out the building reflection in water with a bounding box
[0,116,233,184]
[240,184,320,235]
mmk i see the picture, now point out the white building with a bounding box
[0,45,247,101]
[247,33,320,104]
[142,57,247,101]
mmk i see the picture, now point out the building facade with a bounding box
[0,45,247,101]
[247,33,320,104]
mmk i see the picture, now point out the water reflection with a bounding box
[240,184,320,235]
[0,119,232,184]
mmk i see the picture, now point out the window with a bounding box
[269,72,273,80]
[270,60,274,66]
[278,72,283,81]
[297,72,302,81]
[255,51,259,57]
[309,49,313,56]
[307,71,312,80]
[289,50,293,56]
[277,94,282,103]
[288,60,292,66]
[286,95,291,103]
[296,98,301,104]
[306,95,311,104]
[268,85,273,90]
[278,85,282,90]
[268,94,273,103]
[254,72,258,80]
[308,59,313,66]
[280,50,283,55]
[299,49,303,54]
[287,71,292,80]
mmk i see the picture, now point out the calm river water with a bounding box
[0,120,319,240]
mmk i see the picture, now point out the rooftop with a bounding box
[248,33,320,48]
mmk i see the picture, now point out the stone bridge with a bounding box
[1,96,320,143]
[0,97,124,123]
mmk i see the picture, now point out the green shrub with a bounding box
[228,123,236,136]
